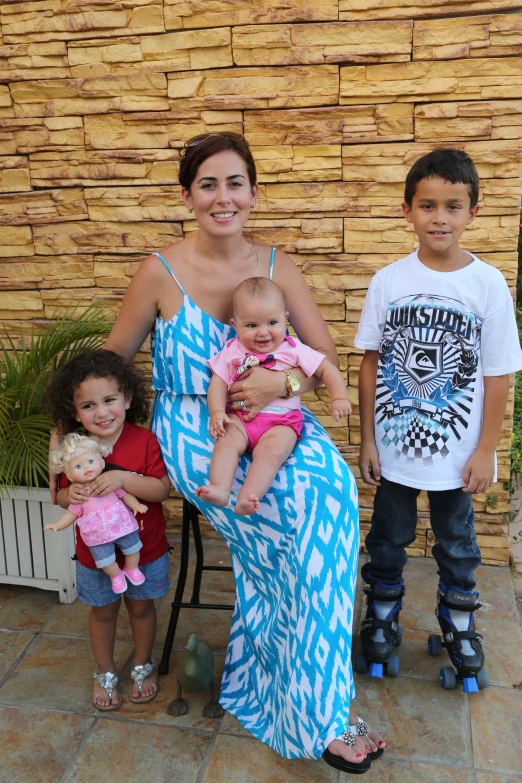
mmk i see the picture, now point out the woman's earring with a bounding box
[188,207,193,213]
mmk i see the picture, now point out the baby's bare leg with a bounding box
[196,413,248,507]
[236,426,298,516]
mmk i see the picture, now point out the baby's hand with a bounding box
[43,522,59,533]
[209,410,233,439]
[133,503,148,516]
[68,482,92,504]
[331,398,352,422]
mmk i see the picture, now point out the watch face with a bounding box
[288,373,300,392]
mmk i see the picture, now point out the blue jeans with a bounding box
[361,477,481,591]
[89,530,142,569]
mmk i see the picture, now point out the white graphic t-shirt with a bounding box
[355,251,522,490]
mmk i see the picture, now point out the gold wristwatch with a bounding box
[282,369,301,399]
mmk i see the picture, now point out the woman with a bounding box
[104,132,384,771]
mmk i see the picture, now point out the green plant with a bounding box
[0,306,112,492]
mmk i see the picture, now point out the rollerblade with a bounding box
[428,581,487,693]
[355,579,404,679]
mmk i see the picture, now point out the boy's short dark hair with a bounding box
[404,148,479,209]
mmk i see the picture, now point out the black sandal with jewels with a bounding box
[322,728,372,774]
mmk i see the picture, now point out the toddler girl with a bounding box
[196,277,351,515]
[46,350,172,711]
[45,432,148,594]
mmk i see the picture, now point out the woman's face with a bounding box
[182,150,258,237]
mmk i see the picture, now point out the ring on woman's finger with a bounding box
[239,400,247,411]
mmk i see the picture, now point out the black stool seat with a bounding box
[159,499,234,675]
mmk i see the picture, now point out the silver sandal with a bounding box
[130,657,158,704]
[93,668,121,712]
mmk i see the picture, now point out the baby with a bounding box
[45,433,148,594]
[196,277,351,515]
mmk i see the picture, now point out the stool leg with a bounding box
[191,505,204,605]
[159,499,191,675]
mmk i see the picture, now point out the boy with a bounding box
[354,149,522,688]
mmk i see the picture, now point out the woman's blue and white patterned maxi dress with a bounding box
[151,250,359,760]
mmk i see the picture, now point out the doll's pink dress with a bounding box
[69,489,138,547]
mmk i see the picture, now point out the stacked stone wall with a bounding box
[1,0,521,563]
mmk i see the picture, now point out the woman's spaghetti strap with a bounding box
[269,247,276,281]
[152,251,186,294]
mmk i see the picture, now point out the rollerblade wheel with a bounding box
[428,634,443,657]
[386,655,400,677]
[354,652,369,674]
[394,626,403,647]
[440,667,457,690]
[476,667,488,690]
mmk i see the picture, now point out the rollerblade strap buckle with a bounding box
[361,617,396,632]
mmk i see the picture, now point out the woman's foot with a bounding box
[92,670,121,711]
[196,484,229,506]
[130,662,158,702]
[348,709,386,756]
[325,738,368,767]
[235,493,260,516]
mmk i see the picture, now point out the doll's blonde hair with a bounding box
[49,432,113,474]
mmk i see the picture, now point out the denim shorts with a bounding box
[89,530,143,568]
[76,551,170,607]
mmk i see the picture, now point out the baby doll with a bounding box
[45,433,148,595]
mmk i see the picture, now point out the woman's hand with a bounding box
[89,470,127,497]
[228,367,287,421]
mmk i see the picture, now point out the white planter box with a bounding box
[0,487,77,604]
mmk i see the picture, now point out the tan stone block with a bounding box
[252,144,342,182]
[0,188,87,225]
[10,75,169,118]
[0,256,95,289]
[233,21,412,66]
[40,286,123,318]
[344,214,520,255]
[413,14,522,60]
[0,1,165,45]
[415,99,522,142]
[84,110,242,150]
[0,85,14,119]
[342,139,521,186]
[245,104,414,148]
[29,150,180,187]
[168,65,339,110]
[0,155,30,192]
[339,0,521,22]
[85,185,186,222]
[33,220,181,255]
[93,254,143,287]
[340,58,522,104]
[0,289,43,317]
[68,29,232,77]
[0,116,84,154]
[0,41,70,81]
[0,224,34,256]
[164,0,338,31]
[258,180,404,218]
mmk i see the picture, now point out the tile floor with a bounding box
[1,536,522,783]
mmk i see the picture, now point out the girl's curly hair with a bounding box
[45,349,150,434]
[49,432,112,475]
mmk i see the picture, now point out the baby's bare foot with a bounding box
[195,484,230,506]
[235,493,260,516]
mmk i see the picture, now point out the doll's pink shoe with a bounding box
[123,566,145,586]
[111,572,127,594]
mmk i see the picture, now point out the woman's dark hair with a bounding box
[179,132,257,192]
[45,349,150,434]
[404,148,480,208]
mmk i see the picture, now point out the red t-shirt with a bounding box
[59,421,169,569]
